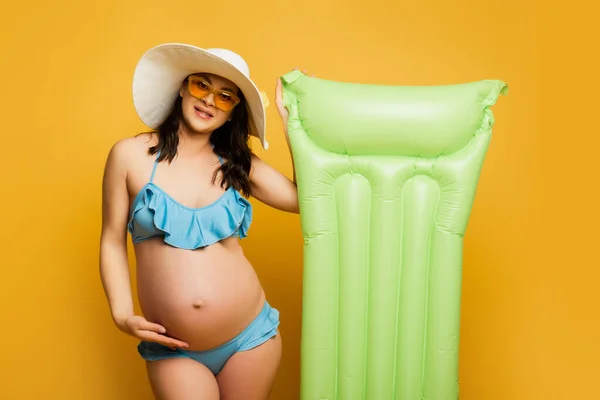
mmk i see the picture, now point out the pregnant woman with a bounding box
[99,43,298,400]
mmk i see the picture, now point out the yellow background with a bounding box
[1,0,598,399]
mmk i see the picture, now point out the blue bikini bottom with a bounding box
[137,301,279,375]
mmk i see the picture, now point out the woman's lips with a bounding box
[194,106,213,119]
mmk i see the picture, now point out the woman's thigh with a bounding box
[146,358,220,400]
[216,332,282,400]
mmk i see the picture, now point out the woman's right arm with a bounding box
[99,139,189,349]
[99,139,136,329]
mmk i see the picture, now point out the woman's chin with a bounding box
[184,117,223,135]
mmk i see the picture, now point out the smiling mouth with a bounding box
[194,106,214,118]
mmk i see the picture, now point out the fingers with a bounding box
[274,67,314,117]
[127,317,189,349]
[275,79,283,106]
[138,319,167,334]
[139,331,190,349]
[295,67,315,77]
[124,316,189,350]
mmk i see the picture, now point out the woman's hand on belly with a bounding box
[135,240,266,350]
[118,314,189,349]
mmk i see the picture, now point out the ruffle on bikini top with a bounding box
[127,182,252,250]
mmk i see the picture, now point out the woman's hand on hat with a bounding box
[118,314,189,350]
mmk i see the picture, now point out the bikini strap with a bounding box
[211,143,224,165]
[149,151,160,183]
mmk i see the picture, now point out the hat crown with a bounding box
[206,48,250,78]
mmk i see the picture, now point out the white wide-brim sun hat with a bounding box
[132,43,269,149]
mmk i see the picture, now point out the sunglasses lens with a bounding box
[215,93,238,111]
[189,78,211,98]
[188,76,240,112]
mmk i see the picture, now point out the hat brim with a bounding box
[132,43,268,149]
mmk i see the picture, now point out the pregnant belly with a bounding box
[134,238,265,351]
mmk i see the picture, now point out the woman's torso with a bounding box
[126,138,264,351]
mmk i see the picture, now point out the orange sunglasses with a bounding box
[187,75,241,112]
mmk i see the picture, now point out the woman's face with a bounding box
[179,73,240,134]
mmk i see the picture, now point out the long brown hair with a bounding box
[147,90,253,197]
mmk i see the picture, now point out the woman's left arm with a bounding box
[249,153,298,214]
[249,76,299,214]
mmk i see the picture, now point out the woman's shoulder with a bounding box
[110,132,156,156]
[106,132,157,169]
[113,132,155,151]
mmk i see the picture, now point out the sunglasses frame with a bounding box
[186,75,241,112]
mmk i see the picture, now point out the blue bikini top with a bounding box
[127,152,252,250]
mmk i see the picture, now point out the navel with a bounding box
[192,299,205,309]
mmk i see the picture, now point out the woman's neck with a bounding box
[176,125,213,157]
